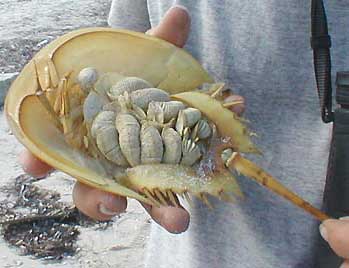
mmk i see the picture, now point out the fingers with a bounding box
[320,217,349,259]
[341,261,349,268]
[73,180,190,230]
[142,202,190,234]
[148,5,245,117]
[18,150,54,178]
[20,5,192,228]
[146,5,191,48]
[143,6,191,234]
[73,181,190,232]
[72,182,127,221]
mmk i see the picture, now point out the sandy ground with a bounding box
[0,1,150,267]
[0,0,110,73]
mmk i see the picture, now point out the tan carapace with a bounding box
[5,28,330,221]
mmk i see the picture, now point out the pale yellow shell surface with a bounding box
[6,27,213,129]
[4,28,323,220]
[4,28,260,206]
[4,28,213,202]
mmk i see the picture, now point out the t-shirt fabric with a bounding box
[108,1,349,267]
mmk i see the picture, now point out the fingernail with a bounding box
[319,224,328,242]
[98,203,118,216]
[165,5,190,27]
[339,216,349,221]
[170,5,189,14]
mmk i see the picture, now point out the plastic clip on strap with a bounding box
[311,0,334,123]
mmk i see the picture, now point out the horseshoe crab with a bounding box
[5,28,329,221]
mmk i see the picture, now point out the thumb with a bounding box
[146,5,191,48]
[320,218,349,259]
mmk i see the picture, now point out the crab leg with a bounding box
[143,188,162,207]
[209,83,225,98]
[199,193,214,210]
[166,190,180,207]
[154,189,169,206]
[35,90,63,131]
[226,152,330,222]
[183,191,194,208]
[222,100,244,109]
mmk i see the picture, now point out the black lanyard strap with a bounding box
[310,0,334,123]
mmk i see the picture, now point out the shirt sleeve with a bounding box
[108,0,151,32]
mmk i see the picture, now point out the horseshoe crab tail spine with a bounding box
[226,153,330,222]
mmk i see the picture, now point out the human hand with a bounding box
[18,5,245,234]
[320,218,349,267]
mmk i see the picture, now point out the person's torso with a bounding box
[109,1,349,267]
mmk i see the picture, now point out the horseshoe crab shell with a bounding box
[4,28,257,206]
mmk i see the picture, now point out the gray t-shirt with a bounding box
[108,1,349,267]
